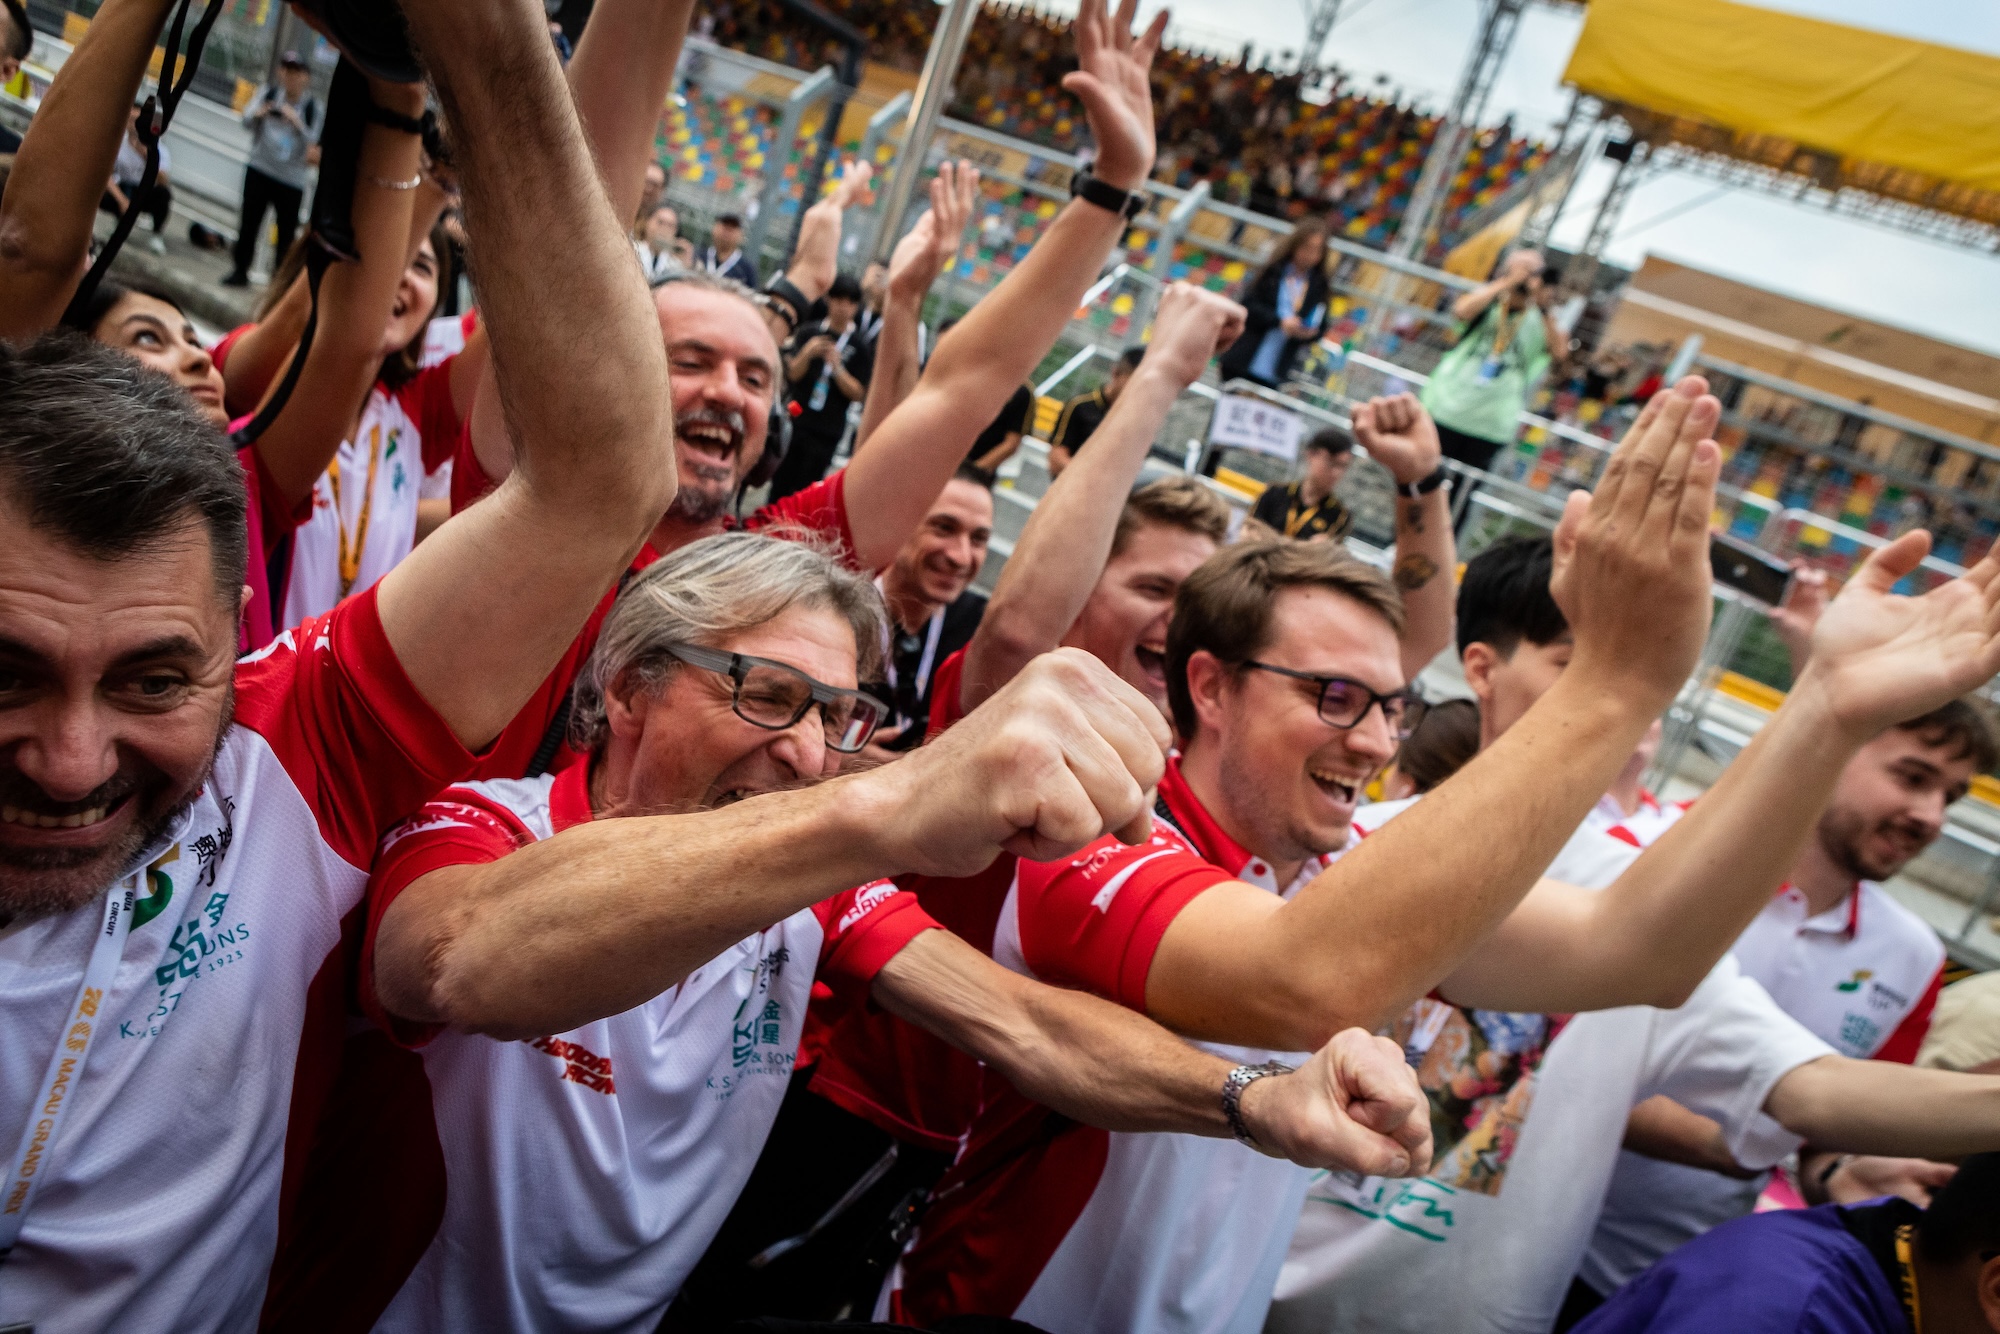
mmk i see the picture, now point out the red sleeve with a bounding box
[925,647,970,740]
[1872,963,1946,1064]
[1011,833,1232,1009]
[210,321,254,372]
[747,467,858,568]
[447,422,498,515]
[232,584,479,868]
[811,880,941,999]
[359,791,533,1046]
[395,358,465,474]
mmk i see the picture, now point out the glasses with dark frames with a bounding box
[1238,660,1419,740]
[665,642,885,753]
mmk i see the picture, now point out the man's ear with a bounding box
[1977,1253,2000,1332]
[1460,640,1500,709]
[1184,649,1234,739]
[604,667,653,742]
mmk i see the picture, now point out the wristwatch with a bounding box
[1069,170,1147,221]
[1396,465,1449,498]
[1221,1060,1294,1153]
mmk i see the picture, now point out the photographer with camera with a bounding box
[1418,247,1567,513]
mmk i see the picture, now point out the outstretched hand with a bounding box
[1063,0,1166,191]
[1549,375,1722,710]
[1352,393,1442,488]
[1796,532,2000,740]
[1243,1029,1432,1178]
[886,160,979,304]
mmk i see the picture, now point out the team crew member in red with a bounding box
[294,533,1427,1334]
[0,0,694,1323]
[883,379,2000,1332]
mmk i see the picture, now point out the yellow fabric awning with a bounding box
[1563,0,2000,193]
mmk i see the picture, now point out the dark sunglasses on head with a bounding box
[664,642,884,753]
[1239,660,1418,740]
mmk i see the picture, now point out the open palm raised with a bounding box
[1802,530,2000,740]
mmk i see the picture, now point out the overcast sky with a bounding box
[1028,0,2000,358]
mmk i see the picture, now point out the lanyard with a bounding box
[876,580,946,719]
[1487,304,1522,362]
[0,879,137,1262]
[328,422,382,599]
[1894,1222,1922,1333]
[1283,489,1329,538]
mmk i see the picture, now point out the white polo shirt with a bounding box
[0,590,474,1333]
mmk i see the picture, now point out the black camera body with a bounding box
[289,0,420,83]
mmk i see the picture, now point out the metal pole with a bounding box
[1132,180,1208,334]
[873,0,981,264]
[749,65,837,270]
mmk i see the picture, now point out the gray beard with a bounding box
[667,480,732,525]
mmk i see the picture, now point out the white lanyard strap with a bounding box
[881,608,945,700]
[0,879,136,1261]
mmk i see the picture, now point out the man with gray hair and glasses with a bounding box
[261,531,1432,1334]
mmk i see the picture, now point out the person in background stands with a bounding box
[635,201,683,282]
[103,100,174,253]
[865,464,995,757]
[635,158,666,238]
[701,209,758,286]
[1420,248,1564,488]
[0,0,30,151]
[1573,1152,2000,1334]
[967,378,1037,480]
[856,257,888,346]
[1049,344,1142,477]
[1252,424,1354,541]
[224,50,322,287]
[1220,215,1331,389]
[771,270,871,502]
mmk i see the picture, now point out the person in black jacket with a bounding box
[1220,218,1331,388]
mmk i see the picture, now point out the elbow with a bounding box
[1264,971,1389,1052]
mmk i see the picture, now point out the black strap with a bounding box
[62,0,226,324]
[364,102,425,135]
[524,566,642,778]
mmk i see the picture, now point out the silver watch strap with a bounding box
[1221,1060,1294,1152]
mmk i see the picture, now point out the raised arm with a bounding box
[875,929,1430,1176]
[0,0,174,338]
[959,283,1242,712]
[851,162,978,450]
[1351,394,1455,677]
[372,0,675,749]
[1448,251,1532,324]
[1766,1056,2000,1160]
[245,77,427,509]
[782,158,875,306]
[372,651,1168,1037]
[1438,532,2000,1013]
[837,0,1167,571]
[1148,380,1724,1050]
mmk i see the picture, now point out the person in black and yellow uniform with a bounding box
[1251,425,1354,541]
[1048,346,1142,477]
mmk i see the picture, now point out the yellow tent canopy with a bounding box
[1563,0,2000,195]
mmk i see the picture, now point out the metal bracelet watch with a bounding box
[1069,170,1147,221]
[1396,465,1449,498]
[1221,1059,1294,1153]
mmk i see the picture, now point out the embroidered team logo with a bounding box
[1835,968,1874,993]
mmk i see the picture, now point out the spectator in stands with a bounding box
[103,100,173,254]
[0,0,28,152]
[1571,1152,2000,1334]
[1420,248,1564,493]
[856,257,888,345]
[700,209,758,285]
[866,464,994,754]
[1048,345,1142,477]
[771,270,870,501]
[1382,696,1479,799]
[1221,217,1330,388]
[1251,424,1353,540]
[224,51,322,287]
[636,159,666,237]
[635,202,683,282]
[966,377,1035,480]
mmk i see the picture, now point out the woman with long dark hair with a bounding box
[1220,217,1331,388]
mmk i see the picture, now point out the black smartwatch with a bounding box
[1069,171,1146,221]
[1396,465,1449,498]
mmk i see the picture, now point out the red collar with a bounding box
[550,760,596,833]
[1158,755,1260,880]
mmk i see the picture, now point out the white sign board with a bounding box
[1208,393,1304,463]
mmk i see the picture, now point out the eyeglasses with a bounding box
[664,642,884,753]
[1239,660,1418,739]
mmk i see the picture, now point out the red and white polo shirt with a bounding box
[282,360,464,626]
[1590,790,1690,850]
[323,763,940,1334]
[0,589,476,1333]
[885,756,1321,1334]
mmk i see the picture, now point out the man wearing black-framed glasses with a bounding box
[291,530,1430,1333]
